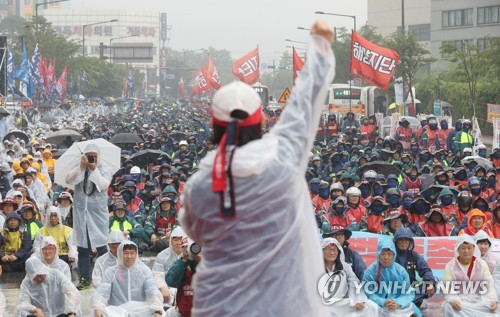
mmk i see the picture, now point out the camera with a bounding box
[87,154,95,163]
[183,239,202,260]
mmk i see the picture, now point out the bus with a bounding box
[252,82,269,108]
[327,84,389,117]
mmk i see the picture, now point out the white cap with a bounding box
[108,230,126,244]
[130,166,140,174]
[212,81,261,123]
[12,179,25,187]
[171,226,186,238]
[179,140,188,146]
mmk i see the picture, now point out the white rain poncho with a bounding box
[443,234,498,316]
[32,206,77,261]
[32,235,71,280]
[152,226,186,288]
[180,34,335,317]
[320,238,379,317]
[92,241,163,316]
[65,143,112,248]
[475,230,500,301]
[92,230,125,288]
[17,256,81,316]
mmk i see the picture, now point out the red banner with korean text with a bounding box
[232,47,259,85]
[292,47,304,84]
[203,55,221,90]
[350,31,399,90]
[190,71,210,97]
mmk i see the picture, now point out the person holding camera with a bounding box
[165,239,201,317]
[65,143,112,290]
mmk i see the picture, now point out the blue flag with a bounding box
[14,40,35,98]
[6,50,15,94]
[81,68,89,84]
[30,43,41,86]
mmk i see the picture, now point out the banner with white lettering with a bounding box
[350,31,400,91]
[494,118,500,151]
[232,47,259,85]
[394,77,404,106]
[473,117,483,155]
[389,112,399,139]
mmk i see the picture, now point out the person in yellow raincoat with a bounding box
[42,148,56,181]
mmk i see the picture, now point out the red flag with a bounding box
[350,31,399,90]
[202,55,221,90]
[178,76,185,99]
[232,47,259,85]
[55,65,68,101]
[46,59,55,91]
[292,47,304,84]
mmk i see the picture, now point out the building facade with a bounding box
[0,0,68,22]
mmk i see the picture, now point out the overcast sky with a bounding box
[72,0,367,63]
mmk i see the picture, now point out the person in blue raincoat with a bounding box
[393,228,437,308]
[362,238,422,317]
[180,21,335,317]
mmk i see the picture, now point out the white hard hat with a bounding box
[346,187,361,197]
[179,140,188,146]
[130,166,140,174]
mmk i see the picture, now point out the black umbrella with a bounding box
[420,185,459,203]
[3,130,29,144]
[109,133,144,145]
[169,132,186,141]
[356,161,401,178]
[46,129,83,145]
[128,149,170,166]
[59,103,72,111]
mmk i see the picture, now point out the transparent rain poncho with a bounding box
[32,235,71,280]
[475,230,500,301]
[92,230,125,288]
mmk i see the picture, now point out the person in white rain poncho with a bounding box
[92,230,125,288]
[152,226,186,305]
[443,234,498,316]
[474,230,500,301]
[17,256,80,317]
[92,241,164,317]
[65,142,112,290]
[32,235,71,280]
[180,21,335,317]
[320,238,379,317]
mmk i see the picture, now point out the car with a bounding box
[382,115,420,138]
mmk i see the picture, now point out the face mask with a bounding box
[463,126,470,132]
[403,200,412,210]
[440,196,453,206]
[413,203,428,214]
[476,204,487,212]
[342,183,350,191]
[479,150,487,158]
[429,123,438,130]
[411,147,419,155]
[480,182,487,190]
[330,194,339,201]
[421,155,430,162]
[387,180,398,189]
[488,178,496,187]
[421,121,427,127]
[334,206,345,215]
[341,157,349,163]
[371,204,385,215]
[455,172,466,181]
[402,122,409,128]
[434,154,442,160]
[332,156,340,163]
[441,122,448,130]
[455,123,462,131]
[319,188,330,199]
[469,163,478,171]
[471,187,481,195]
[310,183,320,195]
[388,196,400,208]
[360,187,371,198]
[494,153,500,160]
[374,187,384,196]
[437,179,448,186]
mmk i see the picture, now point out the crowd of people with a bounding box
[0,21,497,317]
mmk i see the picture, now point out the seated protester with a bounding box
[452,167,469,189]
[486,171,498,198]
[19,202,43,242]
[321,197,357,232]
[92,241,163,317]
[320,237,380,317]
[471,196,493,220]
[56,191,74,227]
[0,211,32,272]
[394,228,437,308]
[386,188,403,211]
[401,191,414,215]
[312,181,331,215]
[323,225,367,280]
[360,196,389,234]
[152,227,186,305]
[33,206,77,265]
[382,210,410,236]
[109,201,146,251]
[443,234,498,316]
[17,257,80,317]
[469,177,486,202]
[458,208,495,237]
[476,230,500,303]
[437,187,456,218]
[372,180,385,198]
[92,230,125,288]
[451,191,473,235]
[121,187,147,225]
[345,187,366,225]
[356,180,371,207]
[434,170,450,186]
[414,205,455,237]
[479,176,495,203]
[362,238,421,317]
[25,167,49,214]
[309,178,320,200]
[0,198,18,229]
[487,204,500,238]
[329,182,345,201]
[160,185,182,212]
[145,196,178,253]
[33,235,71,280]
[407,196,430,225]
[400,166,423,196]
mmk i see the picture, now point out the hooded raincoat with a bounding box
[92,230,125,288]
[362,239,421,317]
[92,241,163,316]
[179,35,335,317]
[17,256,80,316]
[32,235,71,280]
[443,234,498,316]
[152,227,185,289]
[458,209,494,237]
[65,143,112,248]
[475,230,500,301]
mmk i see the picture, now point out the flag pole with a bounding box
[349,30,353,114]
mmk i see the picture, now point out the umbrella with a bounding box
[0,107,10,116]
[420,185,459,203]
[52,148,67,159]
[169,132,186,141]
[46,129,83,145]
[54,138,121,189]
[356,161,401,178]
[388,103,397,110]
[59,103,72,111]
[128,149,170,166]
[3,130,29,144]
[461,156,493,170]
[441,101,452,108]
[109,133,143,145]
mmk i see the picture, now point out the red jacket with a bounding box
[418,220,454,237]
[437,129,450,150]
[347,205,366,225]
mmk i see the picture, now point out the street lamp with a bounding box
[109,34,138,63]
[297,27,310,31]
[286,46,307,51]
[315,11,356,31]
[285,39,307,45]
[82,19,118,57]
